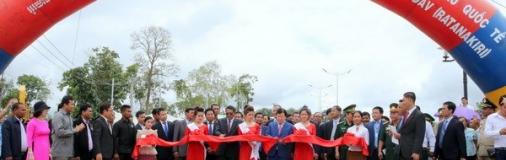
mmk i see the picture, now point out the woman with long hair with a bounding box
[26,101,51,160]
[185,107,209,160]
[135,116,158,160]
[293,108,317,160]
[345,111,369,160]
[238,106,261,160]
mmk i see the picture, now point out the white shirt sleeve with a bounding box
[425,121,436,152]
[485,114,501,138]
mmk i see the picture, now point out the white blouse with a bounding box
[346,124,369,151]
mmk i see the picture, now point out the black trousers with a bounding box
[119,153,133,160]
[420,148,429,160]
[496,148,506,160]
[11,152,27,160]
[368,147,379,160]
[218,156,236,160]
[206,152,218,160]
[77,151,94,160]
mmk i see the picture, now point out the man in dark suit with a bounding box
[367,106,387,160]
[316,105,341,160]
[151,108,160,122]
[434,101,466,160]
[135,111,146,130]
[153,108,175,160]
[93,102,115,160]
[173,107,195,160]
[263,108,294,160]
[1,103,27,160]
[112,105,137,160]
[398,92,426,160]
[205,108,219,160]
[74,104,94,160]
[215,105,243,160]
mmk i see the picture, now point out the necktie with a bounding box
[438,119,449,148]
[163,122,168,137]
[208,123,213,135]
[109,123,113,134]
[375,121,380,148]
[331,120,337,140]
[403,112,409,125]
[227,119,231,132]
[278,124,283,136]
[86,121,93,151]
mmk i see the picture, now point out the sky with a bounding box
[5,0,505,116]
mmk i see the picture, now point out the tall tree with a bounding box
[17,74,51,103]
[59,47,130,112]
[124,64,146,107]
[171,79,205,113]
[229,74,258,111]
[171,62,258,112]
[131,26,179,112]
[186,61,232,108]
[0,77,16,106]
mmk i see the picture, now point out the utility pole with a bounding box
[442,50,468,98]
[322,68,352,105]
[308,84,333,112]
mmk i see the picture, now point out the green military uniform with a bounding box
[335,104,356,160]
[382,122,396,160]
[336,120,352,160]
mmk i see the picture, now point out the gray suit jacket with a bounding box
[399,108,426,160]
[92,116,114,159]
[51,110,74,157]
[173,119,189,156]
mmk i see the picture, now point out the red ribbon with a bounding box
[340,133,369,156]
[283,132,369,156]
[132,132,368,158]
[132,134,278,158]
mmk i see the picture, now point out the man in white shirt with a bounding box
[422,113,436,160]
[1,103,27,160]
[484,95,506,159]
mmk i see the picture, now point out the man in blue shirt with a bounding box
[367,106,387,160]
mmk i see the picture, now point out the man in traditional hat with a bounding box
[477,98,496,160]
[335,104,355,160]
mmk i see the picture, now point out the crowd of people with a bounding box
[0,91,505,160]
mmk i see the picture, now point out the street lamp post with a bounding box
[322,68,352,105]
[442,51,468,98]
[308,84,333,112]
